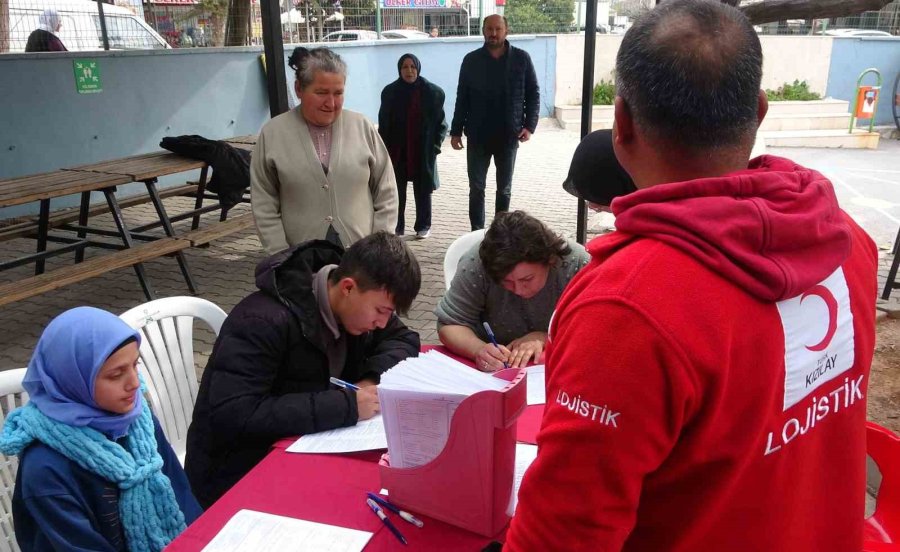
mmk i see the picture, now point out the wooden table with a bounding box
[0,170,133,275]
[0,140,255,306]
[62,151,214,296]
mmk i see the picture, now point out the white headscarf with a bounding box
[38,9,61,33]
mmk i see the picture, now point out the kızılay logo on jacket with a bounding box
[776,268,854,411]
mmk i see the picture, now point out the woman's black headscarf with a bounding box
[397,53,422,81]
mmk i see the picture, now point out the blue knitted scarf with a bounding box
[0,398,186,552]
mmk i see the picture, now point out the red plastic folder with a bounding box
[378,367,527,537]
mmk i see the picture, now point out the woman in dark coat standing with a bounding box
[378,53,447,239]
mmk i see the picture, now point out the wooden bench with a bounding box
[0,238,189,308]
[179,212,256,247]
[0,183,200,243]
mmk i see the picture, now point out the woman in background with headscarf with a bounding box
[378,53,447,239]
[25,9,68,52]
[0,307,201,551]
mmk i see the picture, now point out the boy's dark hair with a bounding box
[615,0,762,151]
[329,231,421,315]
[479,211,571,283]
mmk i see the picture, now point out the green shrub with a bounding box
[765,80,822,101]
[592,80,615,105]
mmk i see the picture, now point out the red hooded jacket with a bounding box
[505,156,877,551]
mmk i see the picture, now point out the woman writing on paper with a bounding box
[252,47,398,253]
[0,307,201,551]
[435,211,590,371]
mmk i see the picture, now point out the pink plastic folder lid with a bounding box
[378,367,527,537]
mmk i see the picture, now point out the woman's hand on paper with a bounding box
[475,343,511,372]
[507,332,547,368]
[356,386,380,420]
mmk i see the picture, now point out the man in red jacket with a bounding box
[505,0,878,550]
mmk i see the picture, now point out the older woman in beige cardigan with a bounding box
[251,47,398,254]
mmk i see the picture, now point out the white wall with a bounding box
[555,34,835,106]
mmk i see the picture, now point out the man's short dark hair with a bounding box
[615,0,762,150]
[480,211,571,283]
[330,231,421,315]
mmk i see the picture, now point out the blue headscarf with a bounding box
[23,306,142,439]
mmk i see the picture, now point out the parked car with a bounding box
[381,29,430,40]
[824,29,893,37]
[5,0,170,52]
[322,30,378,42]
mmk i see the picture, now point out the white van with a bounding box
[6,0,170,52]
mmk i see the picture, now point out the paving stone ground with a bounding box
[1,120,898,374]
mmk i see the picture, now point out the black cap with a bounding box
[562,129,636,206]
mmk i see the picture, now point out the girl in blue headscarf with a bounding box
[0,307,202,551]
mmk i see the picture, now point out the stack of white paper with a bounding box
[285,415,387,454]
[201,509,373,552]
[526,365,546,405]
[378,351,509,469]
[506,443,539,516]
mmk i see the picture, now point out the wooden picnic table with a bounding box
[223,135,258,145]
[0,170,131,208]
[0,143,254,306]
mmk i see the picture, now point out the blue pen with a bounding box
[367,498,408,545]
[329,377,360,391]
[366,493,424,527]
[482,321,509,369]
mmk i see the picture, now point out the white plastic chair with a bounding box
[0,368,28,552]
[443,229,487,290]
[119,297,227,465]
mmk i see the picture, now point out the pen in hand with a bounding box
[329,377,360,391]
[482,322,510,369]
[367,498,408,545]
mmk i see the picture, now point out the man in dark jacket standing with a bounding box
[450,15,540,231]
[185,231,421,507]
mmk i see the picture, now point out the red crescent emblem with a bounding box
[800,285,838,352]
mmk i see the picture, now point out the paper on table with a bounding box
[506,443,539,516]
[286,415,387,454]
[201,509,373,552]
[526,365,546,405]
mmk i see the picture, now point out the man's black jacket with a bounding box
[450,41,540,144]
[184,240,420,507]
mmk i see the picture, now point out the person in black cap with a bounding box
[562,129,636,211]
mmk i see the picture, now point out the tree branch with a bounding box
[739,0,895,25]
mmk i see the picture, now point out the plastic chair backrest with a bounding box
[0,369,27,552]
[865,421,900,550]
[443,229,487,290]
[119,297,226,465]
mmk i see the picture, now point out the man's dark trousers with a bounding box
[467,140,518,230]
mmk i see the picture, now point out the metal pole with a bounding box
[577,0,582,32]
[576,0,598,245]
[478,0,484,29]
[96,0,110,50]
[376,1,382,36]
[261,0,289,117]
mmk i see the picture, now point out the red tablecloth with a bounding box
[165,346,544,551]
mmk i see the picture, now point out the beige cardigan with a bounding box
[251,108,398,254]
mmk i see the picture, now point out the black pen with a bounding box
[367,498,408,545]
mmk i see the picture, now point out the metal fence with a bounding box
[1,0,898,53]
